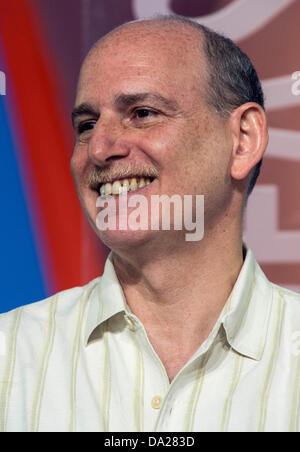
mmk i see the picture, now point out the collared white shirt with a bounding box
[0,247,300,432]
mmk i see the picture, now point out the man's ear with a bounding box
[229,102,268,181]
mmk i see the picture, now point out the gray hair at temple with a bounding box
[146,14,266,198]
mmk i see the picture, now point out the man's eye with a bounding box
[133,108,158,119]
[77,121,96,134]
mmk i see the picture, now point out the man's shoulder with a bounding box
[269,282,300,322]
[271,282,300,305]
[0,276,102,330]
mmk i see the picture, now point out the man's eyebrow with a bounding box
[71,103,99,127]
[114,92,180,112]
[71,93,180,127]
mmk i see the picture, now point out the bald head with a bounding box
[87,17,205,61]
[83,15,264,113]
[80,18,209,107]
[76,18,212,124]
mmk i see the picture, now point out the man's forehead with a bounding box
[82,19,205,73]
[95,19,203,48]
[75,19,209,108]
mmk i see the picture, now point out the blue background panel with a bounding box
[0,93,46,313]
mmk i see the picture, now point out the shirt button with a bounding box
[151,395,163,409]
[124,315,137,331]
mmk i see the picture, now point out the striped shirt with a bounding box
[0,247,300,432]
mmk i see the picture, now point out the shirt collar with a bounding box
[84,246,273,360]
[84,252,129,345]
[221,245,273,360]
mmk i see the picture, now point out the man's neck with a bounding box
[112,230,244,382]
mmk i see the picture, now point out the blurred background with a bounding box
[0,0,299,313]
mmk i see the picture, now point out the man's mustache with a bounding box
[86,165,160,189]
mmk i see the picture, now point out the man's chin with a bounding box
[95,228,156,252]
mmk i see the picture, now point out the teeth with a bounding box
[138,177,145,188]
[123,179,130,190]
[122,179,130,194]
[100,176,153,196]
[112,180,122,195]
[130,178,138,191]
[104,182,112,195]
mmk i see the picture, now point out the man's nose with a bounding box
[88,116,131,166]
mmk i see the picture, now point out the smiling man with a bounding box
[1,16,300,433]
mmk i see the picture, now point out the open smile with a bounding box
[99,176,155,196]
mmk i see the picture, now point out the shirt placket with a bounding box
[124,312,223,432]
[125,313,171,431]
